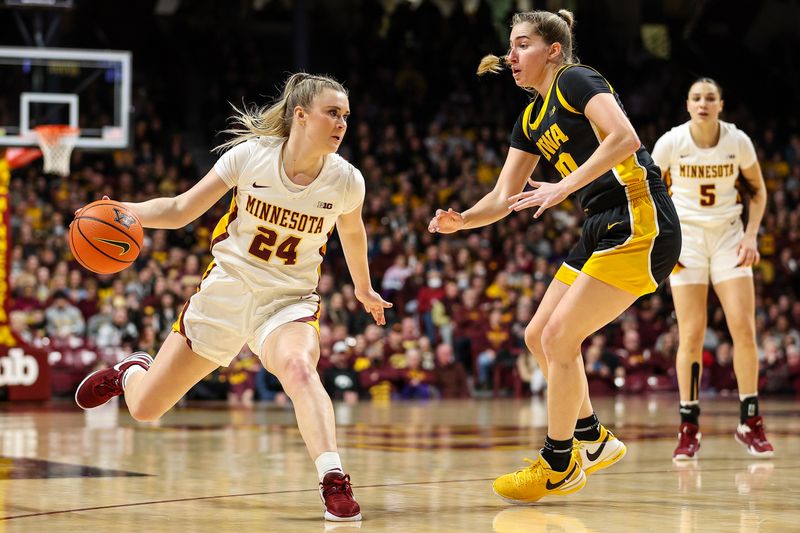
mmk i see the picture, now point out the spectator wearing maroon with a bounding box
[430,343,470,399]
[221,347,259,407]
[475,309,514,389]
[382,324,407,368]
[451,287,484,375]
[433,279,461,347]
[416,269,445,344]
[709,342,738,395]
[381,254,413,301]
[786,344,800,396]
[759,338,790,394]
[357,347,398,402]
[10,283,40,315]
[75,278,100,321]
[636,296,667,350]
[370,236,399,286]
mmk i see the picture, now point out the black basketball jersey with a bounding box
[510,64,660,214]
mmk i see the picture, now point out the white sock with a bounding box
[121,365,146,391]
[315,451,343,482]
[680,400,699,407]
[739,392,757,401]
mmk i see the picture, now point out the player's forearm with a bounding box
[561,131,640,194]
[338,226,374,292]
[745,185,767,238]
[123,197,186,229]
[461,188,512,230]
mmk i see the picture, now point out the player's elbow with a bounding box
[619,129,641,155]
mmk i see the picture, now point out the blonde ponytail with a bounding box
[477,54,506,76]
[214,72,346,153]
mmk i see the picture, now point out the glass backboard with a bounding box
[0,46,131,149]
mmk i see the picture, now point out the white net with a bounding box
[34,125,80,176]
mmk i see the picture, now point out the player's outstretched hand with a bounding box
[508,179,569,219]
[428,208,464,234]
[355,287,393,326]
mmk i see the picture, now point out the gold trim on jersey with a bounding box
[172,259,218,340]
[529,65,569,132]
[556,85,580,114]
[295,306,321,336]
[210,188,238,249]
[555,262,580,286]
[523,64,613,137]
[556,181,661,297]
[521,100,537,140]
[588,122,647,187]
[584,184,659,296]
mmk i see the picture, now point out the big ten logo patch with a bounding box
[0,348,39,386]
[317,201,333,210]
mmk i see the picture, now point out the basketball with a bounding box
[69,199,143,275]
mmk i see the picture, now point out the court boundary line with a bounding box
[3,464,799,521]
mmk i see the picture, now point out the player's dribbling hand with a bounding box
[355,287,393,326]
[428,208,464,234]
[73,195,110,217]
[736,234,760,267]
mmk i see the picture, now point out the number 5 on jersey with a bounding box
[700,183,716,206]
[248,226,301,265]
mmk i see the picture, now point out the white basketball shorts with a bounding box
[670,217,753,286]
[172,262,321,366]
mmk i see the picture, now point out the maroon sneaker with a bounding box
[735,416,775,458]
[75,352,153,410]
[673,422,701,461]
[319,471,362,522]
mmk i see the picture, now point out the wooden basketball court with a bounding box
[1,395,797,532]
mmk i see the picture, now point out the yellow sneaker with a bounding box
[492,452,586,504]
[574,424,627,476]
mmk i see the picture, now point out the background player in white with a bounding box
[652,78,773,460]
[74,73,392,521]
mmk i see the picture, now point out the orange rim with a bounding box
[34,124,81,145]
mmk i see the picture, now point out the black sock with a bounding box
[574,413,601,441]
[740,396,759,423]
[679,402,700,426]
[540,436,573,472]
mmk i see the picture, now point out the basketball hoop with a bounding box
[34,125,80,176]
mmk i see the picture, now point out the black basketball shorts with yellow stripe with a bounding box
[555,178,682,297]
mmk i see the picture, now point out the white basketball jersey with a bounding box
[210,137,365,291]
[651,120,757,228]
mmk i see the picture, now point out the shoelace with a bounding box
[512,458,545,487]
[322,474,353,496]
[94,374,120,396]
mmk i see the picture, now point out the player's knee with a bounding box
[728,319,756,343]
[279,355,317,392]
[679,327,705,350]
[524,321,545,356]
[128,400,164,423]
[540,320,573,362]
